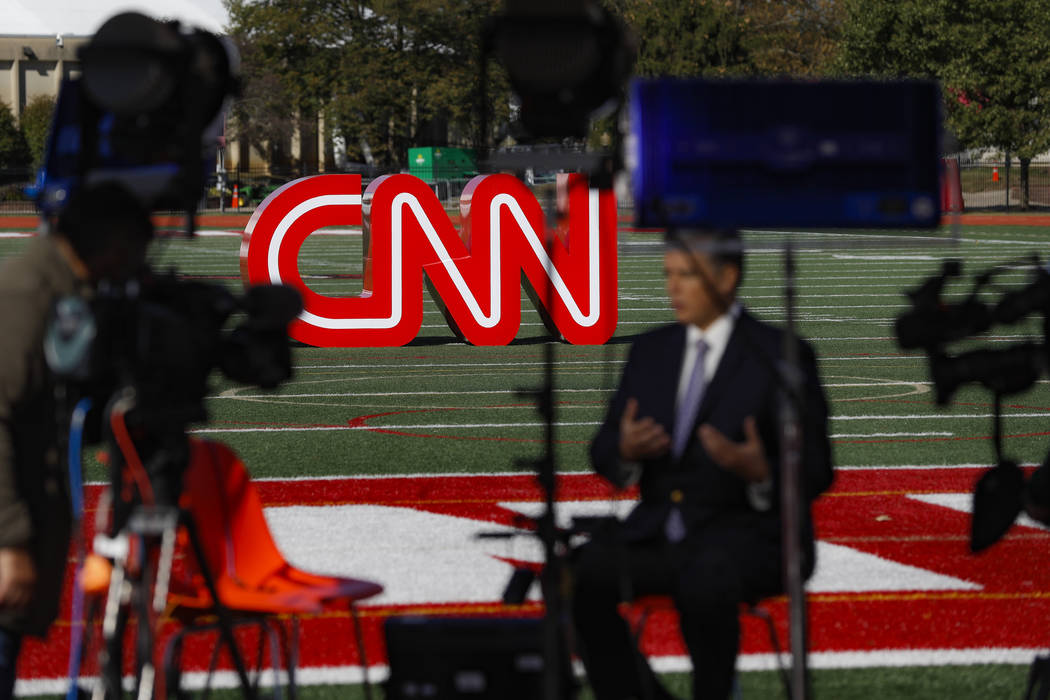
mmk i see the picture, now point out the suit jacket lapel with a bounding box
[653,324,687,431]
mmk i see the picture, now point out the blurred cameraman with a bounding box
[0,182,151,698]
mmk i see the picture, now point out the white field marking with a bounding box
[908,493,1050,532]
[18,648,1046,695]
[296,359,628,370]
[197,423,958,438]
[832,254,939,261]
[291,357,928,372]
[833,432,953,438]
[601,281,997,292]
[738,292,971,299]
[739,648,1050,672]
[190,426,354,433]
[265,500,981,611]
[819,356,929,360]
[415,319,677,327]
[823,381,932,387]
[251,470,546,482]
[618,305,908,311]
[0,232,33,238]
[187,421,601,434]
[503,503,980,593]
[834,463,1025,471]
[834,412,1050,420]
[812,337,1043,342]
[82,464,1019,483]
[194,406,1018,434]
[266,504,538,606]
[213,387,615,399]
[212,382,944,400]
[82,471,557,486]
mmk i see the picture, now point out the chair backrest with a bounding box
[181,438,288,587]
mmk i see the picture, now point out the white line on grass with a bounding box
[212,383,947,399]
[835,413,1050,420]
[293,357,941,371]
[297,360,628,370]
[214,388,615,399]
[833,432,953,438]
[188,421,972,436]
[835,463,1034,470]
[17,647,1043,695]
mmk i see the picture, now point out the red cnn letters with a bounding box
[240,173,618,347]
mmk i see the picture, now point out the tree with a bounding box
[19,95,55,170]
[837,0,1050,209]
[740,0,844,76]
[606,0,753,78]
[603,0,843,79]
[225,0,339,171]
[225,0,509,172]
[0,101,30,172]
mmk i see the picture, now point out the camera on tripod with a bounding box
[894,258,1050,549]
[41,10,301,505]
[36,12,304,699]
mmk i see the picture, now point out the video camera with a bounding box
[39,12,301,499]
[35,11,237,227]
[35,13,303,699]
[895,259,1050,549]
[34,11,302,565]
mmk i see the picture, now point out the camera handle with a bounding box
[93,506,257,700]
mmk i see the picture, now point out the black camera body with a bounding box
[895,259,1050,543]
[36,12,301,509]
[36,12,238,224]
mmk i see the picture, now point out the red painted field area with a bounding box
[17,467,1050,688]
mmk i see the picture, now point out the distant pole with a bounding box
[1005,151,1011,209]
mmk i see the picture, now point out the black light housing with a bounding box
[485,0,634,140]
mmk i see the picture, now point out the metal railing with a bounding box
[23,165,1039,217]
[958,162,1050,209]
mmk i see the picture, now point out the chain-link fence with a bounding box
[959,162,1050,209]
[11,162,1043,217]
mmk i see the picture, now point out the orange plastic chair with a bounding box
[165,438,383,698]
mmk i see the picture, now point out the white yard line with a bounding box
[17,647,1043,695]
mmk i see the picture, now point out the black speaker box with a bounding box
[383,615,571,699]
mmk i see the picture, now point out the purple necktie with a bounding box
[666,338,707,542]
[671,338,709,460]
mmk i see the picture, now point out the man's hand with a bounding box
[619,398,670,461]
[698,416,770,483]
[0,547,35,610]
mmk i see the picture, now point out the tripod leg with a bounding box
[95,558,129,700]
[181,514,257,700]
[350,604,372,700]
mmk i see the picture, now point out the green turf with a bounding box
[4,222,1050,696]
[34,664,1036,699]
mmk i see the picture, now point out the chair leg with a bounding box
[271,618,297,700]
[161,629,189,700]
[258,620,283,700]
[349,604,372,700]
[749,605,791,700]
[287,618,300,700]
[632,606,660,700]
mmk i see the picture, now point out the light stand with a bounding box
[779,240,809,700]
[478,2,633,697]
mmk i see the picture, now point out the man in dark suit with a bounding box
[572,228,833,700]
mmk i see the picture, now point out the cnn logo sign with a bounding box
[240,173,618,346]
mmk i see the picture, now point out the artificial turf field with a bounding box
[2,216,1049,698]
